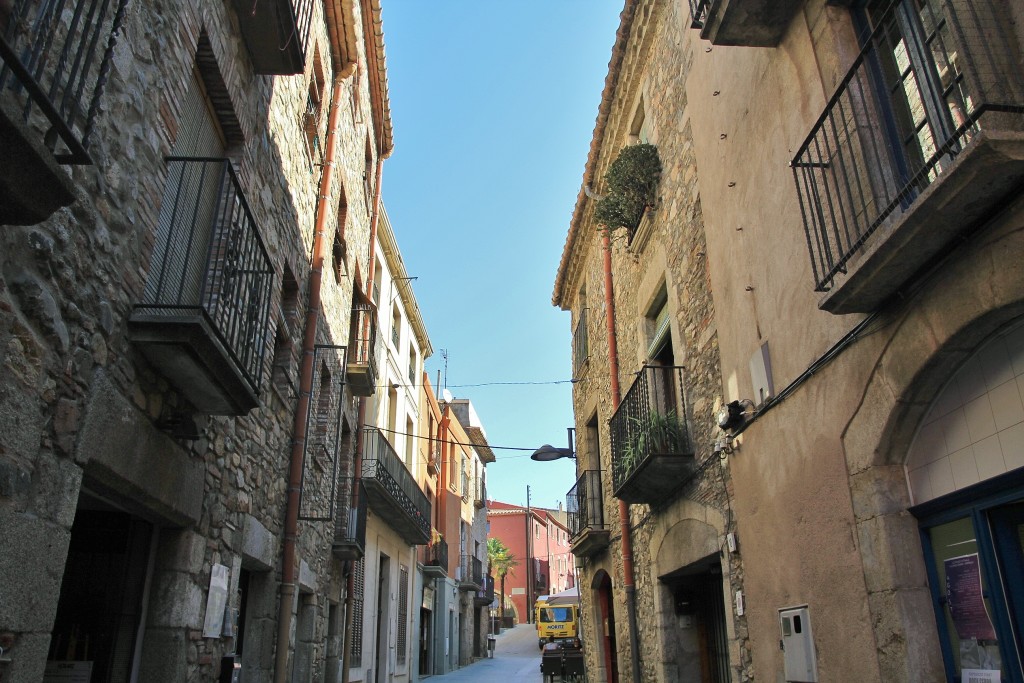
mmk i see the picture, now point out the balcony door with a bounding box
[856,0,968,195]
[146,67,228,307]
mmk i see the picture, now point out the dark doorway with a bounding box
[594,570,618,683]
[661,559,731,683]
[49,497,154,683]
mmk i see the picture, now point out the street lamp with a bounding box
[530,428,576,462]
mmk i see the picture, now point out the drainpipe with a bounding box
[274,72,348,683]
[601,230,641,683]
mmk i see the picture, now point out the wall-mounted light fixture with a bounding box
[716,399,754,433]
[530,427,576,462]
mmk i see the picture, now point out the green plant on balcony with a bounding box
[620,409,688,475]
[595,143,662,232]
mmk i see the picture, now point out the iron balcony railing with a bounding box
[459,554,483,588]
[333,478,367,560]
[461,468,469,502]
[361,427,431,545]
[348,302,380,393]
[475,573,495,606]
[688,0,711,29]
[230,0,314,75]
[135,157,274,395]
[425,536,448,571]
[566,470,606,539]
[474,478,486,508]
[610,365,693,493]
[0,0,129,164]
[572,308,589,376]
[791,0,1024,293]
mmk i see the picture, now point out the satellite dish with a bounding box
[442,388,454,403]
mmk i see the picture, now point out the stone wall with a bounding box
[0,0,382,681]
[562,1,750,681]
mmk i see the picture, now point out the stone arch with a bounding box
[647,502,729,683]
[842,217,1024,682]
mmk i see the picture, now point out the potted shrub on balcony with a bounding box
[621,409,689,475]
[595,143,662,234]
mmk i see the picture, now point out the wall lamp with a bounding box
[530,427,576,462]
[716,399,754,433]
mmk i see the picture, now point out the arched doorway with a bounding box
[592,569,618,683]
[904,318,1024,682]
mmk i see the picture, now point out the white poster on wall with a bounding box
[203,563,230,638]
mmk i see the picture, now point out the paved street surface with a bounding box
[425,623,543,682]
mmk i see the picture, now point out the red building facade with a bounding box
[487,501,575,623]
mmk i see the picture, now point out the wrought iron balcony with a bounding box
[610,365,695,504]
[458,554,483,592]
[792,0,1024,313]
[474,478,486,509]
[567,470,610,558]
[688,0,802,47]
[333,479,367,561]
[128,157,274,415]
[347,302,380,396]
[475,574,495,607]
[572,308,589,376]
[360,427,431,545]
[423,535,447,578]
[0,0,129,224]
[229,0,313,75]
[425,444,439,477]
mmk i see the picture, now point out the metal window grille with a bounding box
[299,345,346,521]
[0,0,129,163]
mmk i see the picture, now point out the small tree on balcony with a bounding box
[595,143,662,232]
[487,538,518,626]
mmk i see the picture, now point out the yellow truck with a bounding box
[534,591,579,650]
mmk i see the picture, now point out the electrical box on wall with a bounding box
[779,605,818,683]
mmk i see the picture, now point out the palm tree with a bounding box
[487,537,519,626]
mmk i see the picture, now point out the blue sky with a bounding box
[380,2,623,509]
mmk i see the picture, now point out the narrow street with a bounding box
[426,624,543,682]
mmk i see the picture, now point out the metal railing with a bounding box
[688,0,712,29]
[425,535,448,570]
[791,0,1024,292]
[361,427,430,543]
[461,467,469,502]
[475,478,486,507]
[566,470,605,540]
[480,574,495,603]
[349,302,380,379]
[299,345,346,521]
[460,554,483,586]
[610,365,693,492]
[572,308,589,376]
[0,0,129,163]
[136,157,274,395]
[334,478,367,552]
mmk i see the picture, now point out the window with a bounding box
[302,49,326,168]
[408,348,418,385]
[332,188,348,280]
[629,95,650,144]
[397,565,409,666]
[405,416,414,468]
[391,303,401,349]
[573,286,589,376]
[372,261,382,306]
[855,0,967,191]
[364,137,374,213]
[350,557,365,668]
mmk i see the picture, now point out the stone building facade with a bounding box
[0,1,399,682]
[556,1,1024,682]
